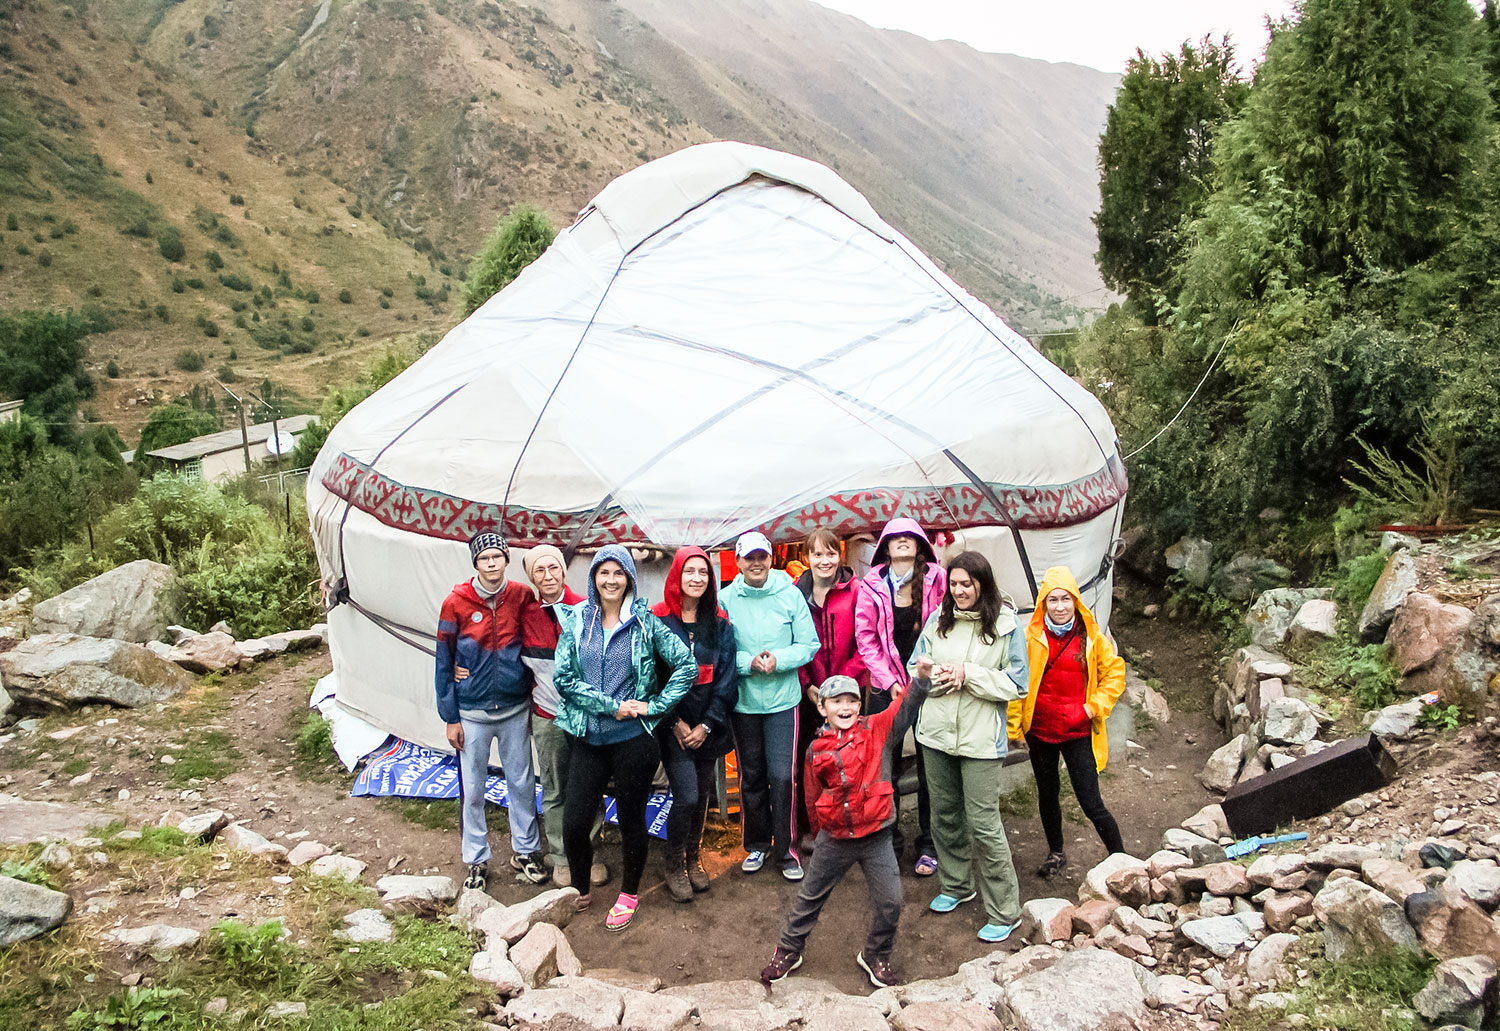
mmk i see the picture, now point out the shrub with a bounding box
[1335,549,1389,613]
[228,193,244,205]
[205,249,224,270]
[171,277,184,293]
[154,303,169,322]
[217,364,235,382]
[105,360,120,378]
[338,288,352,303]
[174,350,205,372]
[173,531,319,637]
[305,289,320,304]
[300,315,314,332]
[157,227,185,261]
[218,272,252,291]
[202,320,219,338]
[4,213,16,231]
[37,250,51,267]
[463,204,555,313]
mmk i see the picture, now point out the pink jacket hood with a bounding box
[854,519,947,693]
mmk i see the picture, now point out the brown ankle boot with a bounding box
[685,845,711,893]
[664,851,693,903]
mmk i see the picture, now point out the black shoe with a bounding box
[760,946,803,986]
[510,852,550,885]
[464,862,487,891]
[1036,851,1068,878]
[857,951,899,989]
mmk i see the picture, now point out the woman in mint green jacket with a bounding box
[909,550,1028,943]
[720,531,818,882]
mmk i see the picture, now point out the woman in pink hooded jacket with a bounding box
[855,517,946,875]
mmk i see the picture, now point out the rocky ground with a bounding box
[1,536,1498,1029]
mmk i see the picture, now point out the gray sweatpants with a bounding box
[457,707,539,865]
[779,827,902,960]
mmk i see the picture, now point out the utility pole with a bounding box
[214,379,252,475]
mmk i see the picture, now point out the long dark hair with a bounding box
[937,551,1002,644]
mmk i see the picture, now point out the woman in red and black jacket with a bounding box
[794,528,868,837]
[652,546,739,903]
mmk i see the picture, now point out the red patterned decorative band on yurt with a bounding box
[320,452,1127,549]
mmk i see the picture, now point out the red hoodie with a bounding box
[795,568,869,692]
[651,547,739,749]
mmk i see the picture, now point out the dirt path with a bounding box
[1,579,1224,994]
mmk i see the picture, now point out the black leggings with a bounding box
[564,731,660,896]
[1026,733,1124,855]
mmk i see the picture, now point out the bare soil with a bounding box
[0,575,1225,995]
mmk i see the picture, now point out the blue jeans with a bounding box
[456,708,539,865]
[731,705,800,863]
[660,732,718,855]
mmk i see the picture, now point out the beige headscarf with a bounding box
[522,545,567,589]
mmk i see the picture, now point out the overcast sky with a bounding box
[811,1,1299,73]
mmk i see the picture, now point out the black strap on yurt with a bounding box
[940,447,1038,601]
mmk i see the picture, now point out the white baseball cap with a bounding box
[735,531,773,558]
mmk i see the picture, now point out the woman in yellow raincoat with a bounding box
[1007,566,1128,878]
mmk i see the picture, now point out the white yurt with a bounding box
[307,141,1127,753]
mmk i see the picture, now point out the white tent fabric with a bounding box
[307,142,1127,753]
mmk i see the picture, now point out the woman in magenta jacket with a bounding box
[854,516,947,875]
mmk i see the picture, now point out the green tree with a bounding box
[157,226,185,261]
[463,204,555,314]
[1483,1,1500,107]
[1207,0,1491,286]
[1094,38,1248,316]
[0,309,96,444]
[137,404,218,460]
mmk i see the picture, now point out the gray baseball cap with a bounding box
[818,675,861,701]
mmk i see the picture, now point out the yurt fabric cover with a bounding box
[307,142,1127,752]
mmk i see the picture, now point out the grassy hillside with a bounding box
[0,0,1116,447]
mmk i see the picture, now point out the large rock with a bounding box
[0,634,195,710]
[0,793,112,845]
[1307,843,1381,870]
[1407,885,1500,963]
[1181,913,1263,957]
[1315,878,1421,961]
[1450,861,1500,911]
[1263,891,1315,933]
[1359,550,1419,642]
[0,682,12,725]
[218,823,289,862]
[1214,554,1292,602]
[1079,853,1148,904]
[1406,640,1496,716]
[509,922,582,987]
[505,981,625,1029]
[1180,804,1230,842]
[470,949,526,994]
[1260,697,1319,746]
[1199,734,1246,793]
[1474,594,1500,649]
[375,874,457,908]
[1389,593,1475,675]
[31,561,175,643]
[107,923,201,957]
[1371,699,1423,738]
[1165,537,1214,587]
[621,987,699,1031]
[891,1001,1004,1031]
[237,629,325,662]
[1246,588,1331,650]
[996,948,1155,1031]
[472,887,581,947]
[1246,933,1300,985]
[1413,955,1498,1029]
[166,631,248,674]
[1121,670,1171,726]
[1287,599,1339,652]
[0,874,72,947]
[338,909,393,943]
[1018,898,1076,944]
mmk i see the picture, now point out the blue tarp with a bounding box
[351,738,672,839]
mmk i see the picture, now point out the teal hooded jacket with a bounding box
[720,568,818,715]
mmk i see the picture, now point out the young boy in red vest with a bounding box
[759,659,933,990]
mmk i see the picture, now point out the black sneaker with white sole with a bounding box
[856,951,899,989]
[464,862,487,891]
[510,852,550,885]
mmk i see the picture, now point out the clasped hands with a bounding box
[927,661,966,695]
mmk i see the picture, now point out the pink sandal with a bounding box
[605,892,639,931]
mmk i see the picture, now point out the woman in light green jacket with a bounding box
[908,550,1029,943]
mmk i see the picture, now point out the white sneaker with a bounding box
[741,850,767,873]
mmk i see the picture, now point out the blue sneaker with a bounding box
[977,921,1019,943]
[741,850,767,874]
[928,891,977,913]
[781,857,804,882]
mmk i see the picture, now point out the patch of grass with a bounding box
[1417,703,1463,731]
[379,797,511,836]
[1335,549,1389,613]
[295,711,333,763]
[164,730,241,785]
[1300,641,1401,711]
[1221,936,1434,1031]
[998,781,1038,819]
[0,858,59,890]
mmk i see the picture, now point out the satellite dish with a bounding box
[264,430,297,458]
